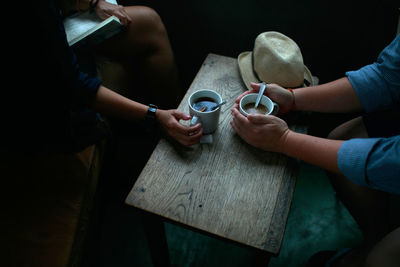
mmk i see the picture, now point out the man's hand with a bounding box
[156,109,203,147]
[235,82,295,114]
[230,107,290,153]
[95,0,132,25]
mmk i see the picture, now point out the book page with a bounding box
[64,12,103,44]
[63,0,120,46]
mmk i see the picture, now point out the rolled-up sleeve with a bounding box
[346,35,400,113]
[338,136,400,194]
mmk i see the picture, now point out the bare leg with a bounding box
[326,116,391,266]
[95,6,182,109]
[365,227,400,267]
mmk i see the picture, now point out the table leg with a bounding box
[142,212,171,267]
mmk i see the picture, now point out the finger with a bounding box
[172,110,191,121]
[120,7,132,24]
[115,11,129,25]
[231,107,248,124]
[230,117,245,139]
[187,123,202,135]
[250,82,261,91]
[230,110,247,135]
[179,127,203,146]
[232,102,239,110]
[98,11,111,20]
[247,114,273,124]
[173,120,197,135]
[248,114,284,127]
[235,91,250,104]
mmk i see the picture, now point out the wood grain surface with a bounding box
[126,53,304,255]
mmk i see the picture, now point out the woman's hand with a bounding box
[235,82,295,114]
[95,0,131,25]
[230,107,290,153]
[156,109,203,146]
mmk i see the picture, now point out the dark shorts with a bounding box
[363,109,400,138]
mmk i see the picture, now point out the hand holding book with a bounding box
[94,0,131,25]
[63,0,122,47]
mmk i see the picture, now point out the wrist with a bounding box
[280,129,294,155]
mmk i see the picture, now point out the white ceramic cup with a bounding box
[188,89,223,134]
[239,93,279,117]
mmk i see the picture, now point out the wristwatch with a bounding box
[145,104,158,122]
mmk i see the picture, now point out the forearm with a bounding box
[293,77,363,113]
[282,130,343,174]
[91,85,148,120]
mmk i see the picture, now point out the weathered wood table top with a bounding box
[125,53,305,255]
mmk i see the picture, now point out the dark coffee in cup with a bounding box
[193,97,217,112]
[243,103,269,115]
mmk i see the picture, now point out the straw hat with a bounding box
[238,31,313,89]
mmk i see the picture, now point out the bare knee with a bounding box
[327,116,368,140]
[125,6,166,37]
[365,227,400,267]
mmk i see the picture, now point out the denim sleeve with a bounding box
[338,135,400,194]
[346,35,400,113]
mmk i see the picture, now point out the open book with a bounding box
[63,0,121,47]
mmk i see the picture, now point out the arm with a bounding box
[293,77,363,113]
[91,85,148,120]
[282,131,342,173]
[241,78,363,114]
[91,86,203,146]
[231,108,400,194]
[230,108,342,173]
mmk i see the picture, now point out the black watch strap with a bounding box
[146,104,158,121]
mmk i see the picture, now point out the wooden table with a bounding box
[125,53,306,265]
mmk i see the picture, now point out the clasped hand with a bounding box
[230,82,293,153]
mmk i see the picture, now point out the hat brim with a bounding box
[238,51,314,89]
[237,51,259,90]
[304,65,313,86]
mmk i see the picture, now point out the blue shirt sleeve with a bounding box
[346,35,400,113]
[338,136,400,194]
[338,35,400,194]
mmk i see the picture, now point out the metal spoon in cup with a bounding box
[254,82,266,108]
[211,100,227,111]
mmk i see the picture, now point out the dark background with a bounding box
[122,0,398,90]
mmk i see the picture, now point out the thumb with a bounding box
[250,82,261,91]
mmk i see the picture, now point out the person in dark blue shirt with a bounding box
[4,0,202,152]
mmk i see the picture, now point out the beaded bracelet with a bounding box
[288,88,296,110]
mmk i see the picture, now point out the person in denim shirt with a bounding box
[231,35,400,266]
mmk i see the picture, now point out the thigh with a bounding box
[326,116,391,246]
[328,116,369,140]
[95,6,166,60]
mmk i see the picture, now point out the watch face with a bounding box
[146,105,157,121]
